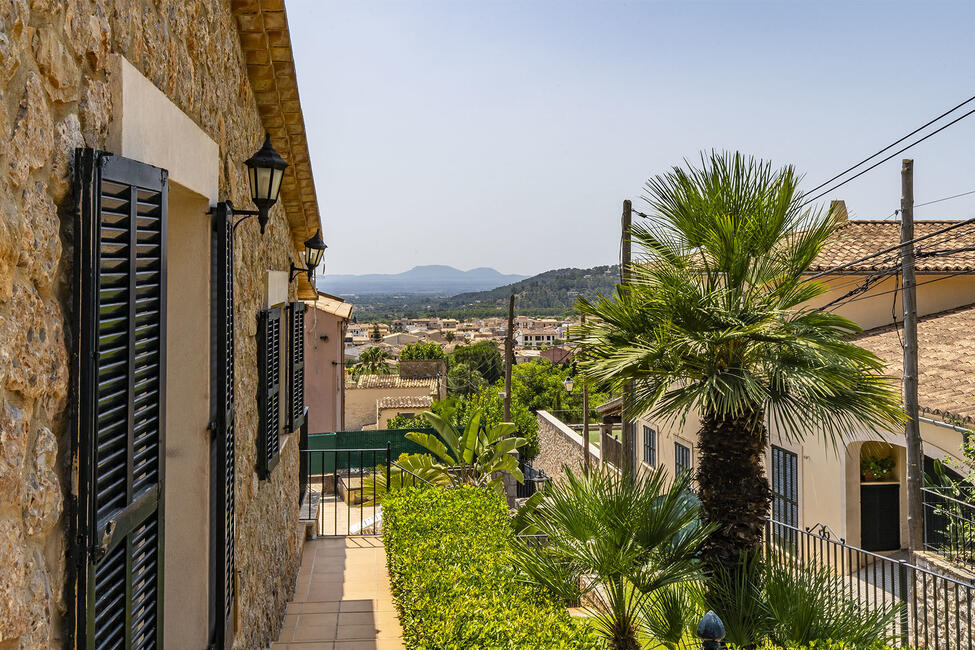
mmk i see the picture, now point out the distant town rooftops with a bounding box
[377,395,433,410]
[808,220,975,274]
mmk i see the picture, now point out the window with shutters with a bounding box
[211,205,236,647]
[72,149,167,649]
[643,426,656,466]
[771,446,799,528]
[287,301,306,431]
[258,307,282,479]
[674,442,691,476]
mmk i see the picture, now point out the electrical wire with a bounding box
[915,189,975,210]
[802,105,975,206]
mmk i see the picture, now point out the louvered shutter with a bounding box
[72,149,167,649]
[771,446,799,528]
[212,205,236,647]
[288,302,306,431]
[258,308,282,479]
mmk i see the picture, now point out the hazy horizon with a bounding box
[288,0,975,276]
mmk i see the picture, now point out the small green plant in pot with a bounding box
[860,454,896,482]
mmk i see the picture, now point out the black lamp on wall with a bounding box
[290,229,327,283]
[215,133,289,233]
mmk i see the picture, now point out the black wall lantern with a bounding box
[245,133,289,233]
[213,133,289,233]
[290,229,327,283]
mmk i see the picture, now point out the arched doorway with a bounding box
[859,442,902,551]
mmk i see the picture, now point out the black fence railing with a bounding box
[517,461,551,499]
[765,519,974,649]
[299,444,436,537]
[923,485,975,568]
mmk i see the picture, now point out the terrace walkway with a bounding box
[272,536,405,650]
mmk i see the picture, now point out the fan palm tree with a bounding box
[511,467,710,650]
[353,345,393,379]
[574,152,903,573]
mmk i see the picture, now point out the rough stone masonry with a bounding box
[0,1,304,647]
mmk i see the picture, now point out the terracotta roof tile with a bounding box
[809,220,975,274]
[377,396,433,410]
[353,376,437,390]
[857,303,975,423]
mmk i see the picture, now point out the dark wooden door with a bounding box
[73,149,168,649]
[861,484,900,551]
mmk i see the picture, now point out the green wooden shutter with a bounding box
[72,148,167,649]
[212,205,236,647]
[258,308,282,479]
[288,301,306,431]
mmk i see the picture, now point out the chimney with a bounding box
[829,200,849,224]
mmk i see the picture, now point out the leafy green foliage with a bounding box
[405,411,525,489]
[446,362,486,396]
[351,345,393,380]
[707,556,903,647]
[399,341,446,361]
[729,641,910,650]
[511,466,710,650]
[450,341,504,384]
[382,487,602,649]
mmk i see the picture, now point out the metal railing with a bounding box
[517,461,551,499]
[923,485,975,567]
[765,519,975,649]
[299,443,436,537]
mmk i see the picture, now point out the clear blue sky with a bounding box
[287,0,975,276]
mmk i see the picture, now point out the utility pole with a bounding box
[504,294,515,421]
[621,199,635,480]
[581,315,590,473]
[901,159,924,554]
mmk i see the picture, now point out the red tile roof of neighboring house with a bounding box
[808,220,975,274]
[857,303,975,423]
[377,396,433,410]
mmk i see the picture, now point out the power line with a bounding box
[804,216,975,281]
[915,189,975,209]
[803,105,975,206]
[803,92,975,198]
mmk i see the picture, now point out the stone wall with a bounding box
[0,1,303,647]
[912,552,974,648]
[398,359,446,381]
[535,411,600,482]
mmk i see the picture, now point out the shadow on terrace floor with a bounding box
[272,536,404,650]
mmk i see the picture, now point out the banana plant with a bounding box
[406,410,527,489]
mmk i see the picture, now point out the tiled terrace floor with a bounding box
[272,536,405,650]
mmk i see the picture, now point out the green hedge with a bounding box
[382,486,601,649]
[733,643,912,650]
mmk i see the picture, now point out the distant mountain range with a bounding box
[343,265,621,321]
[318,265,529,295]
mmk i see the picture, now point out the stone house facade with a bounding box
[0,1,323,648]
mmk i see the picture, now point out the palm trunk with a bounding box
[696,409,772,573]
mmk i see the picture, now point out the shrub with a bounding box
[383,486,601,649]
[399,341,445,361]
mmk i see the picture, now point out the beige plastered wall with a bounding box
[344,385,435,431]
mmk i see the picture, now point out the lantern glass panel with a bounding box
[269,167,284,202]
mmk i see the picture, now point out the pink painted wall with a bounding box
[305,305,348,433]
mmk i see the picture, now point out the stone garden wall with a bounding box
[912,552,973,649]
[534,410,600,481]
[0,1,302,647]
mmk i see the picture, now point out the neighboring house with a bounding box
[306,293,354,434]
[554,211,975,554]
[0,3,321,648]
[541,346,574,365]
[518,328,560,348]
[384,331,421,346]
[344,375,441,430]
[377,396,434,428]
